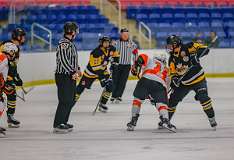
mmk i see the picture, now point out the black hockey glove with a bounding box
[14,74,23,86]
[190,55,200,66]
[100,78,108,88]
[171,76,180,88]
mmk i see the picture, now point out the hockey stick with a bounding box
[171,36,218,89]
[92,88,106,116]
[21,86,34,95]
[16,86,34,102]
[16,93,25,102]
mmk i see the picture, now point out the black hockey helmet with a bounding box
[99,36,111,44]
[166,35,182,46]
[12,28,26,40]
[167,35,182,46]
[64,21,79,34]
[166,35,182,53]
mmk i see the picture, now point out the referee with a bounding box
[111,28,138,103]
[53,22,81,133]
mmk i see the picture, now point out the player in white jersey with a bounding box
[126,53,176,132]
[0,52,9,137]
[0,43,18,137]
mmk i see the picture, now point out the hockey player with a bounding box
[0,28,26,128]
[0,43,18,137]
[165,35,217,130]
[126,53,176,132]
[75,36,118,112]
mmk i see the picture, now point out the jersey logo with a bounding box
[183,56,189,62]
[181,51,186,57]
[61,43,69,49]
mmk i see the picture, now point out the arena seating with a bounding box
[0,5,119,51]
[126,6,234,48]
[0,7,9,20]
[1,0,234,50]
[120,0,234,9]
[0,0,91,7]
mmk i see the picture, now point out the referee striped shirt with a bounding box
[114,39,138,65]
[55,37,79,74]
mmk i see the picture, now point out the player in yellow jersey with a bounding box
[75,36,119,113]
[165,35,217,130]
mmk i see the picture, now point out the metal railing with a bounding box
[8,0,16,24]
[99,0,121,31]
[139,21,152,48]
[31,23,52,51]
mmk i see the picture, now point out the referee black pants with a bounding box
[112,64,131,98]
[53,74,76,128]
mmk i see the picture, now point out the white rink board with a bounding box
[0,78,234,160]
[18,49,234,82]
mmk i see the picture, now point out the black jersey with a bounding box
[83,46,111,79]
[169,42,209,86]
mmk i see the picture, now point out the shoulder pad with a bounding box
[59,38,71,49]
[2,42,18,53]
[184,42,194,48]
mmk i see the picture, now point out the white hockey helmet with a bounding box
[2,42,18,58]
[154,53,168,65]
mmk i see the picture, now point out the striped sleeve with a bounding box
[57,43,74,73]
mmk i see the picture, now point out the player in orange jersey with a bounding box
[126,53,176,132]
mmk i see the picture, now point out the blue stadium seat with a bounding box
[186,13,198,19]
[224,21,234,27]
[156,32,168,38]
[230,39,234,47]
[219,39,230,48]
[174,13,186,19]
[172,22,185,28]
[158,22,171,28]
[198,21,210,28]
[161,13,173,19]
[211,13,222,19]
[211,20,223,28]
[228,31,234,38]
[199,13,210,20]
[149,13,160,19]
[223,13,234,19]
[216,31,226,38]
[180,32,191,38]
[136,14,148,21]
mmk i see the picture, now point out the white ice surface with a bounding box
[0,78,234,160]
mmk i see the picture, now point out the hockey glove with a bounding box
[171,76,180,88]
[100,78,108,88]
[14,74,23,86]
[190,55,200,66]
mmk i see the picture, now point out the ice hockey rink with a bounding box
[0,78,234,160]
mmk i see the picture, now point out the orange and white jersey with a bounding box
[0,52,9,81]
[0,52,8,117]
[139,53,169,89]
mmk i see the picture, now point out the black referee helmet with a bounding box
[12,28,26,44]
[64,22,79,34]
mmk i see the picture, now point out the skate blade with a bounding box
[68,128,73,132]
[98,108,108,113]
[127,127,134,131]
[114,100,120,104]
[0,131,6,138]
[8,124,20,128]
[211,126,217,131]
[162,125,176,133]
[158,126,165,130]
[53,129,70,134]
